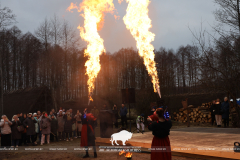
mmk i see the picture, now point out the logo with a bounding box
[110,130,133,146]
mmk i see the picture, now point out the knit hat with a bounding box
[140,113,144,117]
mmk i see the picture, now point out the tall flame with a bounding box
[122,0,161,97]
[68,0,115,102]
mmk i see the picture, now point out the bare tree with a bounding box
[0,4,16,115]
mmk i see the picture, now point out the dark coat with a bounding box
[210,104,215,115]
[51,118,58,134]
[64,114,73,133]
[120,107,128,117]
[214,103,222,115]
[221,101,230,119]
[40,117,52,135]
[11,120,22,140]
[112,108,119,119]
[19,116,24,123]
[57,115,65,132]
[23,117,37,135]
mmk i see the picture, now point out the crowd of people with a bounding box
[0,108,87,148]
[0,103,134,148]
[210,97,230,127]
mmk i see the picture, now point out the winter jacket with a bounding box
[11,120,22,140]
[48,114,56,119]
[120,107,128,117]
[0,119,12,134]
[57,115,65,132]
[210,104,215,115]
[23,117,37,135]
[64,114,73,133]
[33,117,39,133]
[221,101,230,119]
[40,117,52,135]
[214,103,222,115]
[51,118,58,134]
[136,116,144,124]
[112,108,119,119]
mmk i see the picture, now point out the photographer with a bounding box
[11,115,22,147]
[0,115,12,147]
[136,114,145,133]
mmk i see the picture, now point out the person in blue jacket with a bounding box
[221,97,230,128]
[120,104,128,128]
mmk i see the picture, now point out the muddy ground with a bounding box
[0,123,219,160]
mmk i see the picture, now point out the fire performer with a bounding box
[147,108,172,160]
[81,108,97,158]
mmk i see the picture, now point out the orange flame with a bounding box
[125,152,132,158]
[122,0,161,97]
[119,150,125,155]
[68,0,116,101]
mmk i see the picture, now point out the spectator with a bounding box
[33,113,39,145]
[215,99,222,127]
[64,111,73,141]
[50,115,58,142]
[63,109,66,115]
[221,97,230,128]
[58,107,66,116]
[51,109,57,117]
[91,106,99,119]
[40,112,52,145]
[91,106,99,129]
[72,115,77,139]
[136,114,145,133]
[210,100,216,125]
[147,108,172,160]
[57,110,65,140]
[37,111,42,142]
[69,109,73,117]
[49,111,56,119]
[23,113,37,146]
[18,113,23,122]
[11,115,22,147]
[19,113,27,146]
[74,110,82,138]
[0,115,12,148]
[120,104,128,127]
[112,105,119,128]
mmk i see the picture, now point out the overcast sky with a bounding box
[0,0,219,53]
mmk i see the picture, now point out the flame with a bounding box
[68,0,115,101]
[125,152,132,158]
[122,0,161,97]
[119,150,125,155]
[118,0,124,4]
